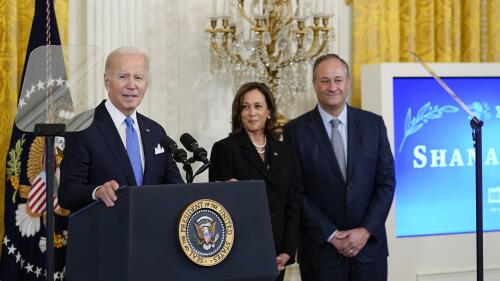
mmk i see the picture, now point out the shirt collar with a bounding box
[317,103,348,127]
[105,99,138,127]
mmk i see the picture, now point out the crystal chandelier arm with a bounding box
[207,18,223,56]
[265,0,296,63]
[274,49,285,63]
[255,32,267,60]
[275,57,299,69]
[265,15,283,60]
[222,36,246,64]
[216,17,246,65]
[279,0,295,26]
[306,17,332,58]
[267,0,294,36]
[304,18,327,57]
[294,19,307,53]
[307,28,330,58]
[221,27,257,67]
[276,46,307,69]
[238,0,256,25]
[209,35,222,56]
[294,0,302,17]
[276,27,328,68]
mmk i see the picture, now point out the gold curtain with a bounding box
[350,0,500,107]
[0,0,68,245]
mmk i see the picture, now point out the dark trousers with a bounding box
[299,258,387,281]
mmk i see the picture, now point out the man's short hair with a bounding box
[312,53,350,81]
[105,46,150,75]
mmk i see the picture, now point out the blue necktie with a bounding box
[125,117,143,186]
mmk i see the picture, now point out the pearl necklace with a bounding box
[252,137,266,154]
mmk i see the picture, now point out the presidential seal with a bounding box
[178,199,234,266]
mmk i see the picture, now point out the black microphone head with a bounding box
[180,133,210,165]
[161,135,188,164]
[180,133,199,152]
[160,135,178,154]
[173,148,188,164]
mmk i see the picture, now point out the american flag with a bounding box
[28,171,60,215]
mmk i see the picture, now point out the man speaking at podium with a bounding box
[59,47,183,212]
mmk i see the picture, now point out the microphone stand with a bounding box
[183,157,210,183]
[183,162,194,183]
[411,51,485,281]
[166,144,193,183]
[472,117,484,281]
[194,162,210,178]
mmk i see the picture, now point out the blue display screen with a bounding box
[393,77,500,237]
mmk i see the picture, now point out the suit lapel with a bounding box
[137,114,154,185]
[95,102,136,186]
[267,137,281,177]
[306,108,345,181]
[237,132,276,189]
[346,106,361,182]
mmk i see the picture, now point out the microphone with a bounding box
[179,133,210,165]
[160,135,188,164]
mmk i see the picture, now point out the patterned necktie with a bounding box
[330,119,346,180]
[125,117,143,186]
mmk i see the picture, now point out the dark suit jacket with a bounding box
[283,105,395,268]
[59,100,183,212]
[209,131,300,262]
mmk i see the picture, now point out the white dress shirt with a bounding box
[104,100,145,168]
[92,100,145,200]
[317,104,348,163]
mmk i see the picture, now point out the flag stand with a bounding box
[34,123,65,281]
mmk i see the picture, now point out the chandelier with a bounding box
[207,0,334,113]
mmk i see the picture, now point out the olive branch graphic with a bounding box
[469,102,492,121]
[399,102,459,152]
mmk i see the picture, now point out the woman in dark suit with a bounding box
[209,82,300,281]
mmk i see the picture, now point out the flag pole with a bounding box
[34,124,65,281]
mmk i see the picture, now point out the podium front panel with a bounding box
[66,181,278,281]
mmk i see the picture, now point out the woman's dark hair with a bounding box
[230,82,277,136]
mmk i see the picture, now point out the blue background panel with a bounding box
[393,77,500,237]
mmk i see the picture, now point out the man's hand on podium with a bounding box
[95,180,120,207]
